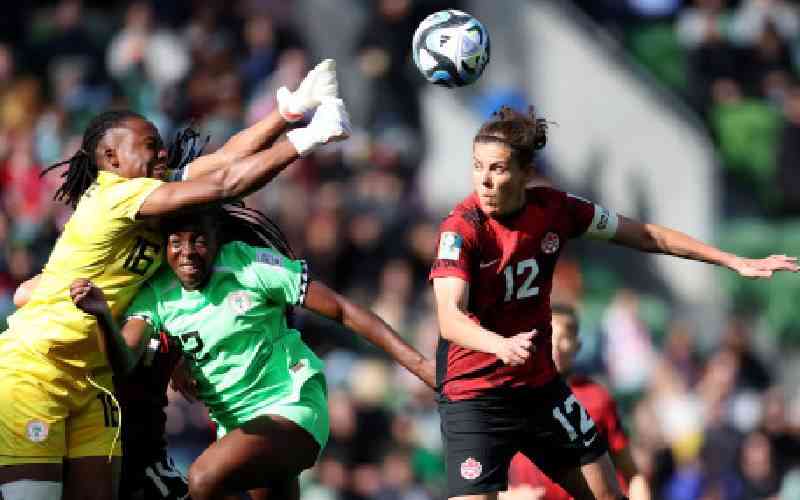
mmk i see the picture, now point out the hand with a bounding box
[70,278,110,318]
[277,59,339,122]
[729,254,799,279]
[494,330,537,366]
[286,97,351,156]
[170,356,198,403]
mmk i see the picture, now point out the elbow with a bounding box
[439,326,454,341]
[210,168,244,200]
[13,287,29,308]
[437,313,457,342]
[435,302,466,342]
[634,225,662,253]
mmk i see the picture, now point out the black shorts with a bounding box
[120,454,190,500]
[439,378,607,497]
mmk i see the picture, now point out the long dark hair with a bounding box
[41,110,145,208]
[219,203,296,259]
[166,124,209,179]
[163,203,296,259]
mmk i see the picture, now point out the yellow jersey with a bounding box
[2,171,164,382]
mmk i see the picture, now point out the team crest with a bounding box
[460,457,482,480]
[227,291,253,315]
[289,358,309,374]
[541,232,560,254]
[26,420,49,443]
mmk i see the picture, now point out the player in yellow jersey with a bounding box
[0,59,349,500]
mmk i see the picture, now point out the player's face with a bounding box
[552,313,580,374]
[166,222,220,290]
[472,141,530,217]
[111,118,168,181]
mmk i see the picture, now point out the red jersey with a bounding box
[508,376,630,499]
[429,188,616,400]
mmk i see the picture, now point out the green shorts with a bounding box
[215,373,329,449]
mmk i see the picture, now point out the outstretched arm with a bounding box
[303,280,436,389]
[70,279,151,376]
[181,111,288,180]
[138,98,350,217]
[611,215,798,278]
[182,59,339,180]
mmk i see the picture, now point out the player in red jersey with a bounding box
[506,304,651,500]
[429,106,797,500]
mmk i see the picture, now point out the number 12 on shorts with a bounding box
[552,394,595,444]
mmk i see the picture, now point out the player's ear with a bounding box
[522,160,536,181]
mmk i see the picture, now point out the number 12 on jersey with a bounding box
[503,258,540,302]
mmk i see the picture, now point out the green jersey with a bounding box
[125,241,324,431]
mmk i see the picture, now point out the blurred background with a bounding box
[2,0,800,498]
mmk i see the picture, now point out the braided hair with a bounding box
[218,203,296,259]
[41,110,146,208]
[166,124,209,179]
[42,111,209,208]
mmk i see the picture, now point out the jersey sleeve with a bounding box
[429,214,479,283]
[564,192,618,240]
[124,282,163,332]
[102,177,164,222]
[229,242,309,307]
[600,397,629,453]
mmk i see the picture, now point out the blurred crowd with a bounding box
[574,0,800,217]
[2,1,800,499]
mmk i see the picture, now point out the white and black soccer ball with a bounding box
[412,9,490,88]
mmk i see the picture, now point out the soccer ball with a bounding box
[412,9,490,88]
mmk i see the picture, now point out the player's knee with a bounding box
[187,463,221,499]
[0,479,62,500]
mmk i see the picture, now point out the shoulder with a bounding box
[217,242,296,290]
[526,186,569,207]
[89,172,164,220]
[96,172,163,197]
[218,241,287,269]
[441,193,485,236]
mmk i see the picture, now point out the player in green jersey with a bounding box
[70,205,436,500]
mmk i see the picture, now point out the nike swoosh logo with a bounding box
[479,259,499,269]
[583,433,598,447]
